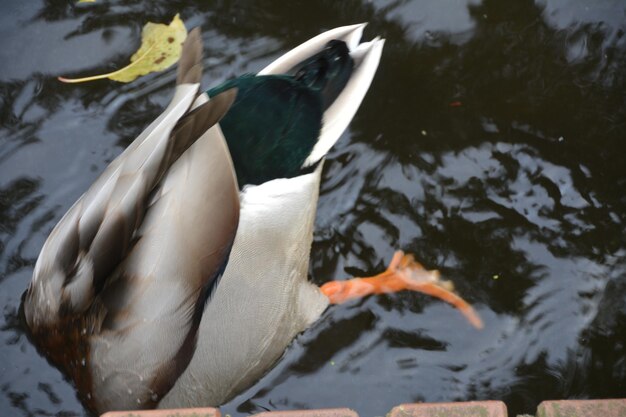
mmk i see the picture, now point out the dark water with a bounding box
[1,1,626,416]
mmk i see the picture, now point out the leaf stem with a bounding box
[58,45,155,84]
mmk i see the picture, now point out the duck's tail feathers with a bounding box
[291,40,354,111]
[259,23,366,76]
[305,36,384,166]
[259,23,384,167]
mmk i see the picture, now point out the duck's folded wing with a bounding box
[90,101,240,412]
[24,28,235,328]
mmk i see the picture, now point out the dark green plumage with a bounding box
[207,40,353,188]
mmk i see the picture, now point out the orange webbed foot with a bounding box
[320,251,483,329]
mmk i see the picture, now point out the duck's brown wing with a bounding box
[89,102,240,412]
[24,28,240,413]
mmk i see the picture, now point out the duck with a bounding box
[23,24,482,415]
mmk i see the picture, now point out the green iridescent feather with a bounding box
[208,40,353,187]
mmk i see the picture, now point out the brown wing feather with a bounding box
[159,88,237,183]
[177,27,203,86]
[90,109,240,413]
[24,28,238,326]
[24,28,241,414]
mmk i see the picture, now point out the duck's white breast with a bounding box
[160,165,329,408]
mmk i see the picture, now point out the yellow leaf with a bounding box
[77,0,96,3]
[59,14,187,83]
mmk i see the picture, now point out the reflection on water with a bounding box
[1,0,625,416]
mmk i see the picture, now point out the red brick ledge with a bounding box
[254,408,358,417]
[537,399,626,417]
[388,401,507,417]
[101,407,220,417]
[100,399,626,417]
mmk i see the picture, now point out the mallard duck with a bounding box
[24,24,481,414]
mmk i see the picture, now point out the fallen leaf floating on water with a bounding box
[58,14,187,83]
[77,0,96,3]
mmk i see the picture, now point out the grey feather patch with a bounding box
[55,211,81,280]
[89,211,130,291]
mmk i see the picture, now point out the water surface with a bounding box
[1,1,625,416]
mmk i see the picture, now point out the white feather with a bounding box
[260,23,384,166]
[305,37,385,166]
[258,23,366,76]
[161,165,328,408]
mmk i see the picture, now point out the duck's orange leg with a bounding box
[320,251,483,329]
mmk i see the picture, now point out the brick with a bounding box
[100,407,220,417]
[388,401,507,417]
[537,399,626,417]
[253,408,358,417]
